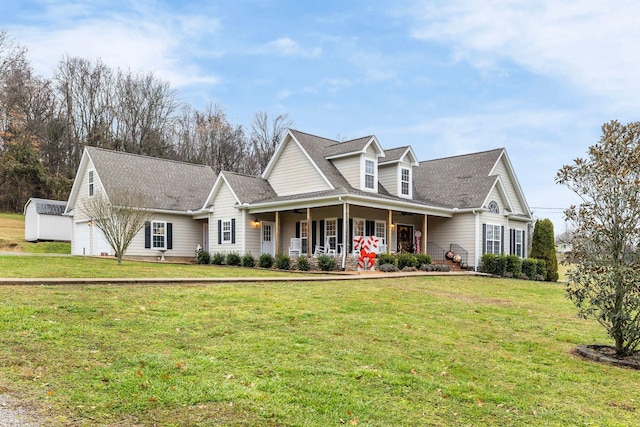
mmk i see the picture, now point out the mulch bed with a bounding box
[575,344,640,369]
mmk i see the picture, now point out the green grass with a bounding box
[0,276,636,426]
[0,255,301,278]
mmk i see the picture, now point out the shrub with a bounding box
[420,264,436,272]
[241,253,255,268]
[481,254,507,276]
[377,253,397,267]
[317,254,337,271]
[259,253,274,268]
[415,253,432,266]
[505,255,522,277]
[296,256,310,271]
[379,263,398,273]
[531,218,559,281]
[397,253,418,270]
[196,250,210,264]
[521,258,537,280]
[226,252,241,266]
[275,254,291,270]
[211,252,225,265]
[535,259,547,280]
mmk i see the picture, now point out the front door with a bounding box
[397,224,414,252]
[261,221,275,256]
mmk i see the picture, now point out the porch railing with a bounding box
[427,241,446,263]
[449,243,468,265]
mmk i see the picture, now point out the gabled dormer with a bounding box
[325,136,385,193]
[378,146,419,199]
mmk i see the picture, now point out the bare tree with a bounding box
[250,111,292,172]
[80,191,152,265]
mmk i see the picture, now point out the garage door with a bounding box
[74,222,90,255]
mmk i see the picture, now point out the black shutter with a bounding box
[338,218,343,244]
[312,220,317,250]
[144,222,151,248]
[231,218,236,244]
[295,222,300,238]
[366,220,375,237]
[482,224,486,255]
[522,232,526,258]
[348,218,353,252]
[510,229,515,255]
[501,226,505,255]
[167,223,173,249]
[218,219,222,244]
[319,220,325,246]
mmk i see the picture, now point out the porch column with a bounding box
[275,211,280,256]
[342,202,349,270]
[423,214,428,254]
[306,208,312,257]
[387,210,393,254]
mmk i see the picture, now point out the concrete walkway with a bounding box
[0,270,481,286]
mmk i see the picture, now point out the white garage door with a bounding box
[74,222,90,255]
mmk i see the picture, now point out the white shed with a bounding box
[23,198,72,242]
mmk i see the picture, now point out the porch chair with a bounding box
[325,237,337,256]
[288,238,301,257]
[313,243,325,257]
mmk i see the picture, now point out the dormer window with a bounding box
[401,167,410,197]
[364,159,375,190]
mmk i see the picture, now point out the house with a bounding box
[65,129,532,269]
[24,198,72,242]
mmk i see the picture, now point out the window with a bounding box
[488,201,499,214]
[485,224,501,254]
[353,218,365,237]
[364,159,375,190]
[325,218,337,250]
[300,221,308,253]
[400,167,410,197]
[222,220,232,243]
[514,229,524,257]
[152,221,166,249]
[375,220,386,244]
[88,170,94,197]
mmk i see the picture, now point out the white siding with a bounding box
[378,165,397,195]
[209,182,243,255]
[492,158,524,213]
[267,139,331,196]
[24,203,38,241]
[428,214,478,266]
[126,213,200,258]
[332,156,361,188]
[72,158,106,223]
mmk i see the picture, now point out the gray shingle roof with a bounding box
[379,146,410,164]
[86,146,216,211]
[30,198,67,215]
[413,148,504,209]
[222,171,277,204]
[325,135,374,157]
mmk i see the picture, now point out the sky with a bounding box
[3,0,640,233]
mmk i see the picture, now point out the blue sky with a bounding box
[4,0,640,233]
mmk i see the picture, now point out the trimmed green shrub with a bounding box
[377,253,397,267]
[296,256,310,271]
[275,254,291,270]
[211,253,225,265]
[415,253,432,266]
[535,258,547,280]
[531,218,559,281]
[226,252,241,266]
[259,253,274,268]
[317,255,337,271]
[481,253,507,276]
[505,254,522,277]
[397,253,418,270]
[196,250,210,264]
[521,258,537,279]
[241,253,255,268]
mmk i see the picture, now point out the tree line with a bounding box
[0,30,292,213]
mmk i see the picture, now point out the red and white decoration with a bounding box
[356,235,380,271]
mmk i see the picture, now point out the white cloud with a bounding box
[409,0,640,110]
[264,37,321,58]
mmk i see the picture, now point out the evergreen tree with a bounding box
[530,218,558,281]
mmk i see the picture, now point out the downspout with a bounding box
[339,196,347,270]
[473,210,480,270]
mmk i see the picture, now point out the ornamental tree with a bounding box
[530,218,558,282]
[556,120,640,356]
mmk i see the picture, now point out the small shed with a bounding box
[23,198,72,242]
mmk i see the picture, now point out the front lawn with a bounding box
[0,276,635,426]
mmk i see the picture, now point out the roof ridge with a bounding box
[290,129,339,145]
[221,170,262,179]
[419,147,504,164]
[86,146,212,169]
